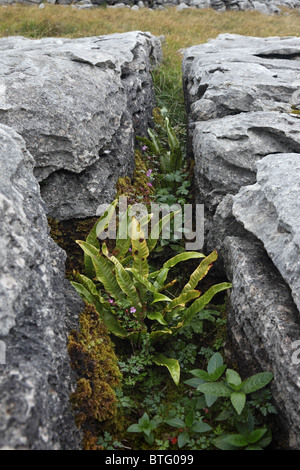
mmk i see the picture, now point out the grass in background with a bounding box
[0,5,299,122]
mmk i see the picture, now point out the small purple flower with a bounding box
[128,247,132,252]
[146,169,153,177]
[108,298,114,304]
[147,182,153,187]
[130,307,136,314]
[142,145,148,152]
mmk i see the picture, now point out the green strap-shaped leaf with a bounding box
[148,128,162,154]
[165,116,180,152]
[170,146,183,172]
[149,329,173,343]
[182,282,232,327]
[163,251,206,270]
[149,251,205,288]
[116,206,132,260]
[147,210,178,253]
[77,241,124,301]
[181,251,218,294]
[154,268,169,287]
[136,135,159,155]
[131,217,149,278]
[165,290,200,312]
[147,312,167,326]
[70,281,103,312]
[103,249,142,312]
[70,281,129,339]
[152,353,180,385]
[152,292,172,303]
[101,309,133,338]
[73,273,99,298]
[126,268,158,293]
[84,199,118,278]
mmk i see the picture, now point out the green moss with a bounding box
[116,149,155,205]
[68,304,123,450]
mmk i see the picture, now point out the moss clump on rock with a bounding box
[68,304,123,450]
[116,149,155,205]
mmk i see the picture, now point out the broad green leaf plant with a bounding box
[71,200,231,385]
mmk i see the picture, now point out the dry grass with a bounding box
[0,4,299,120]
[0,5,299,57]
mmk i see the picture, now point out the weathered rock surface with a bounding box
[192,112,300,211]
[232,153,300,313]
[0,32,162,220]
[183,34,300,448]
[222,236,300,449]
[0,123,83,449]
[183,34,300,210]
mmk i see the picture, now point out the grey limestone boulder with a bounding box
[183,34,300,448]
[0,123,83,449]
[222,236,300,449]
[232,153,300,313]
[192,112,300,211]
[0,32,163,220]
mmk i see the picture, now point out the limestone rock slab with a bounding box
[0,32,162,219]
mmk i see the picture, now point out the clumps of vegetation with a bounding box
[116,149,155,205]
[69,112,276,450]
[68,304,122,450]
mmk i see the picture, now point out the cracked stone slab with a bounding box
[222,236,300,449]
[0,32,163,219]
[232,153,300,313]
[0,123,83,449]
[192,111,300,210]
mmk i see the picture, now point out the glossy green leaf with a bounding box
[181,250,218,293]
[213,435,239,450]
[103,251,142,311]
[131,216,149,278]
[152,292,172,303]
[230,392,246,415]
[182,282,232,327]
[152,353,180,385]
[224,434,248,447]
[147,312,167,325]
[207,352,224,376]
[178,431,190,449]
[189,369,211,381]
[165,417,185,428]
[241,372,274,394]
[226,369,242,389]
[77,241,124,300]
[191,420,212,433]
[247,428,267,444]
[197,382,232,397]
[185,410,194,428]
[184,378,205,388]
[165,290,200,312]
